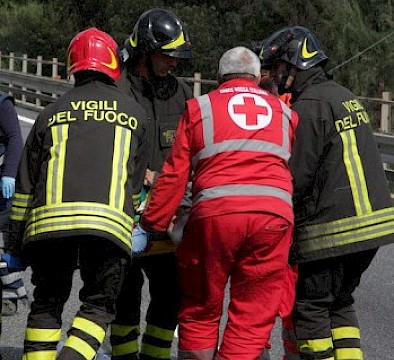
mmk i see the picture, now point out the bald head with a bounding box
[217,46,261,84]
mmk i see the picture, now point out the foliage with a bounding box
[0,0,392,95]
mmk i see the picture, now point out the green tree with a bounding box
[0,0,391,95]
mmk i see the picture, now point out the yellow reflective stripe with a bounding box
[12,192,32,205]
[26,212,130,236]
[298,207,394,239]
[340,130,371,215]
[298,219,394,253]
[11,193,33,221]
[141,343,172,358]
[331,326,361,340]
[72,317,106,343]
[22,350,57,360]
[129,34,137,48]
[24,215,132,249]
[334,348,363,360]
[110,127,131,210]
[111,324,139,337]
[63,335,96,359]
[27,202,133,230]
[112,340,139,356]
[145,324,174,342]
[47,125,68,205]
[297,337,333,352]
[161,32,185,50]
[25,327,62,342]
[11,207,29,221]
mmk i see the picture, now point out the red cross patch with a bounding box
[228,93,272,130]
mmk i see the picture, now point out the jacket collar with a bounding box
[292,66,328,102]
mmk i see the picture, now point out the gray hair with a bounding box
[218,46,261,79]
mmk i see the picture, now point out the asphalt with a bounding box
[2,244,394,359]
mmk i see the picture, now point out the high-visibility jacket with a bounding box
[8,80,149,255]
[290,67,394,262]
[141,78,299,232]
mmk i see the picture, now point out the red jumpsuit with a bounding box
[141,78,299,360]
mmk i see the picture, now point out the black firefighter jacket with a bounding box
[117,69,193,172]
[8,79,149,256]
[289,67,394,263]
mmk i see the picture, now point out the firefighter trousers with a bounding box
[22,236,129,360]
[293,249,377,360]
[176,212,295,360]
[111,253,180,360]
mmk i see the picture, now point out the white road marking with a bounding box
[18,115,35,124]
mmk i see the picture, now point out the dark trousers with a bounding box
[111,253,180,360]
[294,249,377,360]
[0,198,11,324]
[23,237,129,360]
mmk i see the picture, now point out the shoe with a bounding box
[1,299,17,316]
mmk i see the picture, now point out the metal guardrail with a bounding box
[0,69,72,110]
[374,132,394,164]
[373,132,394,182]
[2,68,394,182]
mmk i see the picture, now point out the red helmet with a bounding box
[67,27,121,81]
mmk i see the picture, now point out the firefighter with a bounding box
[138,46,298,360]
[2,27,149,360]
[110,8,193,360]
[259,25,394,360]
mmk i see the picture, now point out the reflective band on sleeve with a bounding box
[11,192,33,221]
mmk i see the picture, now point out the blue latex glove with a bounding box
[1,176,15,199]
[131,224,148,255]
[1,252,26,272]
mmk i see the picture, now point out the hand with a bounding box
[131,224,148,255]
[1,176,15,199]
[1,252,26,272]
[144,169,157,187]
